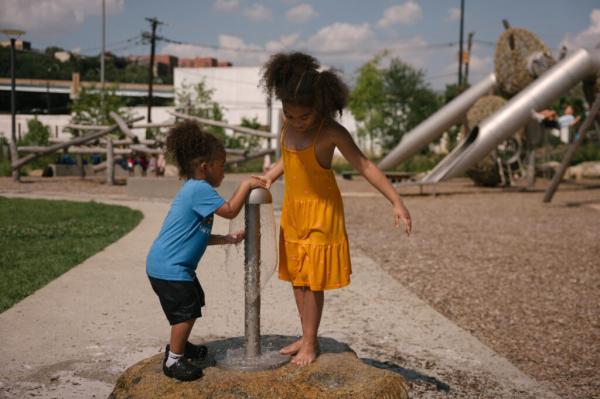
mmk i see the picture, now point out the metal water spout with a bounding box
[216,188,290,371]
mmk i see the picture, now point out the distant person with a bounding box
[255,52,412,366]
[157,152,166,176]
[558,105,581,143]
[126,156,135,176]
[139,154,148,176]
[147,155,157,177]
[146,121,265,381]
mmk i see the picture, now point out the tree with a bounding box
[175,79,227,141]
[348,55,385,156]
[379,59,442,151]
[349,56,441,155]
[70,86,130,129]
[18,118,50,146]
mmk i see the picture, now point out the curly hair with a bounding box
[165,120,225,179]
[260,52,349,119]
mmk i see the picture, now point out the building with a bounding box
[54,51,71,63]
[128,54,179,78]
[0,40,31,51]
[179,57,218,68]
[173,66,359,151]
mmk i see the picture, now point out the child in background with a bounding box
[257,52,412,365]
[146,121,264,381]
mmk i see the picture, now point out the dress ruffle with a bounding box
[279,234,352,290]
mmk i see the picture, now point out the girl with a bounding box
[257,52,412,366]
[146,121,264,381]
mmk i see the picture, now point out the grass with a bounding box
[0,197,143,312]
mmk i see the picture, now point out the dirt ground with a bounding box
[340,177,600,399]
[1,175,598,398]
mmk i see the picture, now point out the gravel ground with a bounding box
[342,178,600,399]
[1,175,598,398]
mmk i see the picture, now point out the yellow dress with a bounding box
[279,121,352,290]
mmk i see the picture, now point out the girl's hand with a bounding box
[251,174,273,189]
[393,202,412,236]
[224,230,245,244]
[248,176,268,190]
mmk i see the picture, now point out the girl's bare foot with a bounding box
[279,338,303,355]
[291,341,319,366]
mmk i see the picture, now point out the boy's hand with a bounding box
[251,175,272,189]
[393,202,412,236]
[248,176,268,190]
[224,230,245,244]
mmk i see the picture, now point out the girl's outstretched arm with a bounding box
[332,125,412,235]
[254,158,283,189]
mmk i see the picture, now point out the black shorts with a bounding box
[148,276,205,325]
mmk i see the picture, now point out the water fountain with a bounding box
[215,187,290,371]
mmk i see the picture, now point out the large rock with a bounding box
[110,336,408,399]
[566,161,600,180]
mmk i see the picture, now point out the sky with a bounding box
[1,0,599,90]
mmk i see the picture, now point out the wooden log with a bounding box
[110,111,140,142]
[130,144,162,154]
[225,149,276,165]
[107,138,115,185]
[11,116,143,169]
[170,111,277,139]
[18,145,132,155]
[131,122,175,129]
[64,123,112,131]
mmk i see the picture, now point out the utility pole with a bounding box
[101,0,106,106]
[145,17,163,123]
[458,0,465,88]
[464,32,474,86]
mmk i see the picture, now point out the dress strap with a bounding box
[311,119,325,147]
[280,119,288,148]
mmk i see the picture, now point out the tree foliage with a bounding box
[70,86,130,128]
[175,79,227,141]
[349,56,442,154]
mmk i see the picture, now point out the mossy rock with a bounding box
[110,336,409,399]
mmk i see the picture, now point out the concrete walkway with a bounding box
[0,193,559,398]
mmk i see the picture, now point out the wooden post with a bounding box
[106,138,115,185]
[543,94,600,203]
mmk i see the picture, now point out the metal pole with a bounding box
[101,0,106,107]
[464,32,474,86]
[244,202,261,358]
[146,17,159,123]
[378,73,496,170]
[458,0,465,87]
[9,38,19,181]
[543,94,600,203]
[266,94,272,150]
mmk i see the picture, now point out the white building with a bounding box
[173,66,364,154]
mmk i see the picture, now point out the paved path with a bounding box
[0,193,559,398]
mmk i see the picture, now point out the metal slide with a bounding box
[377,73,497,170]
[421,47,600,183]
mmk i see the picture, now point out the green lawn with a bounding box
[0,197,143,312]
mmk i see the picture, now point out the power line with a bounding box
[158,35,470,56]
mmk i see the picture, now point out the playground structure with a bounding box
[8,110,278,185]
[378,26,600,195]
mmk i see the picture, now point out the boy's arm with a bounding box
[332,125,412,235]
[215,178,265,220]
[208,230,244,245]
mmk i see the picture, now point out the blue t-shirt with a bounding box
[146,179,225,281]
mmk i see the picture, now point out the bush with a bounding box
[572,142,600,165]
[0,159,11,177]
